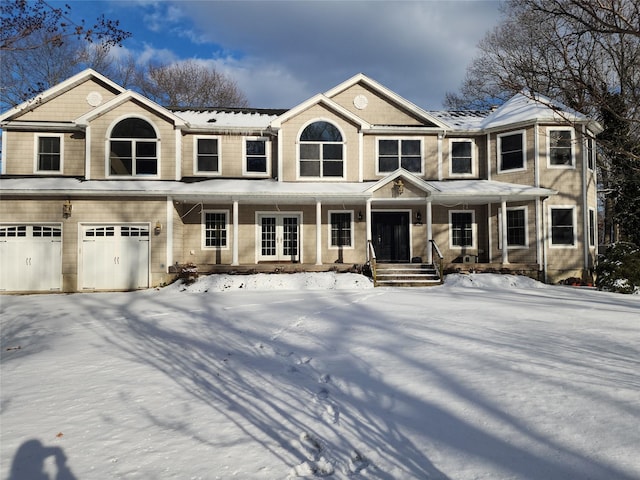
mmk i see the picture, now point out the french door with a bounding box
[258,214,300,262]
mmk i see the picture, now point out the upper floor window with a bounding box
[378,139,422,174]
[244,137,269,176]
[109,118,158,176]
[498,131,526,172]
[35,134,63,173]
[586,136,596,170]
[548,128,574,167]
[299,121,344,178]
[195,136,220,174]
[450,139,473,176]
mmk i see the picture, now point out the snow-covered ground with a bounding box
[1,273,639,480]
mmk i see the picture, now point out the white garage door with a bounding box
[0,224,62,292]
[80,224,150,290]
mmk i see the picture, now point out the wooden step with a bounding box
[374,263,441,287]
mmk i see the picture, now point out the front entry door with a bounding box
[258,214,300,262]
[372,212,410,262]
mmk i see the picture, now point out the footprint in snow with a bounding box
[316,388,330,400]
[349,450,370,474]
[299,432,322,461]
[323,404,339,424]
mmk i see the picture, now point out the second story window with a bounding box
[109,118,158,176]
[450,140,473,176]
[498,131,525,172]
[195,137,220,174]
[244,137,268,175]
[299,121,344,178]
[548,128,574,167]
[378,139,422,174]
[36,134,63,173]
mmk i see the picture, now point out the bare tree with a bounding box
[445,0,640,244]
[135,60,249,108]
[1,0,130,51]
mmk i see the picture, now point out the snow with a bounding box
[2,273,639,480]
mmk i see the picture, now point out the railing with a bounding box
[367,240,377,286]
[429,239,444,281]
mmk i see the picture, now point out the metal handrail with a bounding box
[367,240,378,286]
[429,239,444,281]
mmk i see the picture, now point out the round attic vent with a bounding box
[86,91,103,107]
[353,94,368,110]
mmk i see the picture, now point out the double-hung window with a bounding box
[244,137,268,175]
[450,211,475,248]
[195,137,220,174]
[586,137,596,171]
[548,128,574,167]
[299,121,344,178]
[203,211,228,248]
[550,207,575,246]
[109,118,158,176]
[329,211,353,248]
[450,139,473,176]
[35,134,63,173]
[378,139,422,174]
[498,131,526,172]
[499,207,527,248]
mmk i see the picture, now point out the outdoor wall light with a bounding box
[62,200,72,219]
[415,211,422,225]
[154,221,162,235]
[358,210,363,221]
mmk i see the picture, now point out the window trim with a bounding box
[328,210,354,250]
[375,137,424,175]
[498,206,529,249]
[105,115,160,178]
[449,138,475,177]
[242,136,270,177]
[588,207,596,247]
[497,130,527,173]
[546,127,575,169]
[586,136,596,171]
[297,119,346,181]
[201,210,230,250]
[34,133,64,174]
[193,135,222,176]
[449,210,476,249]
[549,205,577,248]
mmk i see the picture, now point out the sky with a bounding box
[58,0,503,109]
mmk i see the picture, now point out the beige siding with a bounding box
[18,79,120,122]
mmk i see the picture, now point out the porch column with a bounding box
[366,199,373,262]
[426,199,433,264]
[501,198,509,265]
[316,201,322,265]
[232,200,239,266]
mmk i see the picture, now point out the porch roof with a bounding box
[0,177,556,204]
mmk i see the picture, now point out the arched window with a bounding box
[299,121,344,178]
[109,118,158,176]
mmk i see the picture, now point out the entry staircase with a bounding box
[368,240,444,287]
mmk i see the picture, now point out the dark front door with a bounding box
[372,212,410,262]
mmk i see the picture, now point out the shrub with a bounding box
[595,242,640,294]
[178,262,198,285]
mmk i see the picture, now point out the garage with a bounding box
[80,224,150,290]
[0,224,62,292]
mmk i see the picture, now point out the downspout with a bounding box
[437,132,444,181]
[84,126,91,180]
[426,198,433,264]
[581,125,589,277]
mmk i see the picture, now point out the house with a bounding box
[0,69,602,292]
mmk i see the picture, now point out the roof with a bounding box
[428,110,490,130]
[173,108,287,129]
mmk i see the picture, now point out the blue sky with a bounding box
[58,0,502,109]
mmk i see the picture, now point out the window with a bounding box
[36,134,62,172]
[499,207,527,248]
[378,139,422,173]
[587,137,596,170]
[109,118,158,176]
[589,208,596,246]
[548,128,574,167]
[329,211,353,248]
[299,121,344,178]
[498,131,525,172]
[195,137,220,174]
[203,211,227,248]
[450,140,473,175]
[550,207,575,246]
[244,137,268,175]
[450,211,475,248]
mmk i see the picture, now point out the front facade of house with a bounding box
[0,69,601,292]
